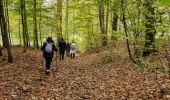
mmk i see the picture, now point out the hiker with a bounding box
[58,38,66,60]
[70,42,76,59]
[41,36,57,74]
[66,42,71,57]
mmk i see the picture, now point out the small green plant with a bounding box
[101,53,120,63]
[158,66,169,74]
[101,54,113,63]
[133,57,148,70]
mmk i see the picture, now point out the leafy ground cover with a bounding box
[0,46,170,99]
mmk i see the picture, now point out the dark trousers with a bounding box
[60,50,65,60]
[66,51,70,57]
[71,53,75,59]
[45,57,52,70]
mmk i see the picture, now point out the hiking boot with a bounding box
[46,70,50,75]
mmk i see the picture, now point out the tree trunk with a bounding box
[0,18,7,48]
[0,24,2,56]
[0,46,2,56]
[56,0,63,40]
[111,12,118,41]
[0,0,13,63]
[18,7,22,45]
[72,8,75,41]
[105,0,109,36]
[23,0,29,47]
[4,0,11,45]
[65,0,69,41]
[39,0,42,47]
[98,0,107,46]
[33,0,39,49]
[0,2,7,48]
[25,15,29,47]
[143,0,156,56]
[121,0,133,61]
[111,0,119,42]
[21,0,27,53]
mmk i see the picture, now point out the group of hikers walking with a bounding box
[41,36,77,74]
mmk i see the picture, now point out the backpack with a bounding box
[71,44,76,50]
[45,43,53,53]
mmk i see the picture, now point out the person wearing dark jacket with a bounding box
[66,42,71,57]
[41,36,57,74]
[58,38,66,60]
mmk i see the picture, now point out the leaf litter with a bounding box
[0,46,170,99]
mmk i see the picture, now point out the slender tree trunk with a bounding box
[111,0,119,42]
[111,13,118,41]
[121,0,133,61]
[21,0,27,53]
[65,0,69,41]
[0,1,6,48]
[56,0,63,40]
[24,15,31,47]
[23,0,29,47]
[18,7,22,45]
[4,0,11,45]
[0,46,2,56]
[33,0,39,48]
[143,0,156,56]
[26,30,29,47]
[98,0,107,46]
[0,24,2,56]
[0,0,13,63]
[39,0,42,46]
[105,0,109,36]
[0,18,7,47]
[73,9,75,41]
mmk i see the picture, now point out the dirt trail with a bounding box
[0,47,170,99]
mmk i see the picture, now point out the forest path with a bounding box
[0,46,170,99]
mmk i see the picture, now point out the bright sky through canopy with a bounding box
[44,0,52,5]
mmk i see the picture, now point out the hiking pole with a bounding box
[41,54,44,71]
[56,51,58,70]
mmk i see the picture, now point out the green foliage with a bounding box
[158,66,169,74]
[101,52,120,63]
[155,0,170,7]
[101,53,113,63]
[133,57,147,69]
[2,0,170,54]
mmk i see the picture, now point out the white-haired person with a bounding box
[70,41,76,59]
